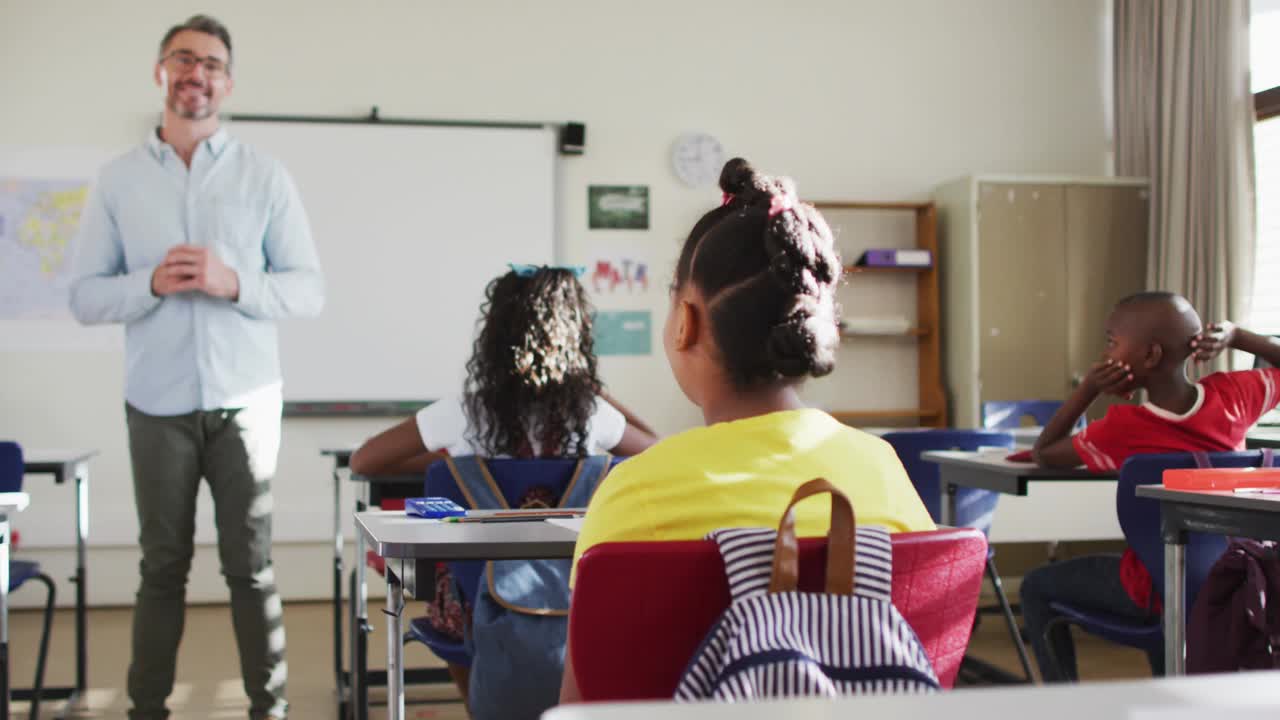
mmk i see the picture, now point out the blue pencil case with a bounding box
[405,497,467,519]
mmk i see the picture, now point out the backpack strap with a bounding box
[557,454,612,508]
[443,455,508,510]
[706,525,893,604]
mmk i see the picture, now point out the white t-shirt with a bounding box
[414,392,627,457]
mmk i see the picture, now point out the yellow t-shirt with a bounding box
[571,408,935,585]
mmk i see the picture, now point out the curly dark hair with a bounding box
[463,267,601,457]
[673,157,842,389]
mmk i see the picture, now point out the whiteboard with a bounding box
[228,119,558,402]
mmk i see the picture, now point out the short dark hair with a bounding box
[673,158,842,389]
[1116,290,1180,308]
[159,14,232,65]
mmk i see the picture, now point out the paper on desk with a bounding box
[545,517,585,534]
[1130,708,1278,720]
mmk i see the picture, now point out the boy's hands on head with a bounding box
[1190,321,1237,364]
[1084,358,1135,399]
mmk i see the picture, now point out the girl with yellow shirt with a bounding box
[559,158,934,702]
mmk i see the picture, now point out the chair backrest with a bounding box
[424,456,625,603]
[981,400,1066,429]
[1115,452,1261,611]
[0,442,23,494]
[881,430,1013,528]
[569,527,988,700]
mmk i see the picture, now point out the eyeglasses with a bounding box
[161,50,229,77]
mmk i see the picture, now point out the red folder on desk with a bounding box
[1163,467,1280,491]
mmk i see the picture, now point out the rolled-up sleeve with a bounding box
[234,164,325,320]
[68,179,162,325]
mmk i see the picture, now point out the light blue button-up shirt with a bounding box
[70,128,324,416]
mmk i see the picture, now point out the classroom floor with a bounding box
[5,599,1155,719]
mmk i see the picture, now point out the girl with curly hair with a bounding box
[351,265,656,703]
[351,266,655,473]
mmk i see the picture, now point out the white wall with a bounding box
[0,0,1111,606]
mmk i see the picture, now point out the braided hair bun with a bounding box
[673,158,842,388]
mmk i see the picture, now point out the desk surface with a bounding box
[542,672,1280,720]
[1246,427,1280,449]
[1136,485,1280,513]
[922,450,1105,479]
[356,510,580,559]
[22,449,99,471]
[0,493,30,514]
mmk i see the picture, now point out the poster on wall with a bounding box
[588,185,649,229]
[594,310,651,356]
[588,257,650,295]
[0,177,90,320]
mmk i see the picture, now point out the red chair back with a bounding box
[569,527,987,700]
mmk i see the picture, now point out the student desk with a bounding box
[922,450,1119,533]
[863,426,1042,447]
[0,492,29,720]
[356,510,580,720]
[1134,485,1280,676]
[319,447,450,720]
[1246,427,1280,449]
[21,449,96,711]
[540,671,1280,720]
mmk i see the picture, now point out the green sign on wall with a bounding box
[594,311,651,355]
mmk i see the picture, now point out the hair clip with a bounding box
[508,263,587,278]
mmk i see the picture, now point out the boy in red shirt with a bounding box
[1021,291,1280,682]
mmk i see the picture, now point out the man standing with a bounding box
[70,15,322,720]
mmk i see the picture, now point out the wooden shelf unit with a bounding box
[843,265,929,275]
[840,327,930,340]
[813,200,947,429]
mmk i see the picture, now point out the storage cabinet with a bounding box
[933,177,1148,428]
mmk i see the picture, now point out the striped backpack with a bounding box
[675,478,940,700]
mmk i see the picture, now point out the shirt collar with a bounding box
[1142,383,1205,422]
[146,126,232,161]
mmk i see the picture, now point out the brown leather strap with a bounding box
[767,478,857,596]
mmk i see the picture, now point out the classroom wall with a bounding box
[0,0,1112,606]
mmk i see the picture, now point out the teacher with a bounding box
[69,14,323,720]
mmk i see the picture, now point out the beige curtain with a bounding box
[1114,0,1256,366]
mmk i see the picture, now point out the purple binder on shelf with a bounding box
[857,249,933,268]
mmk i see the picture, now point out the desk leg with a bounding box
[1164,540,1186,676]
[2,512,11,720]
[351,485,370,720]
[333,464,345,706]
[74,462,89,698]
[385,568,404,720]
[941,480,957,527]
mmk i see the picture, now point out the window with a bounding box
[1250,1,1280,332]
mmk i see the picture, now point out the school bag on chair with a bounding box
[444,455,612,720]
[675,478,940,700]
[1187,539,1280,673]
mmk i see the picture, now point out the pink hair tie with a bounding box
[721,192,734,207]
[768,193,795,218]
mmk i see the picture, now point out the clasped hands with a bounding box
[151,244,239,301]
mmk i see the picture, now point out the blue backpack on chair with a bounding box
[444,455,612,720]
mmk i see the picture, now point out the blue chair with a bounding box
[1041,451,1255,680]
[882,430,1034,682]
[0,442,55,720]
[405,456,624,669]
[982,400,1087,434]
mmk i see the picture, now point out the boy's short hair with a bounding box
[1116,290,1181,308]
